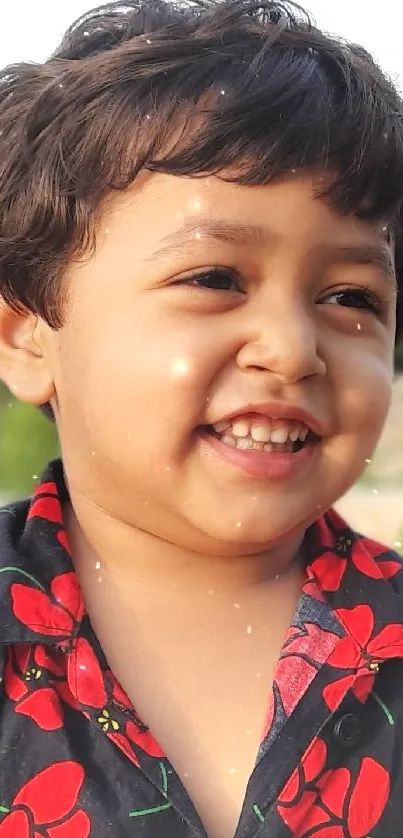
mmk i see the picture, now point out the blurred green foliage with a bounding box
[0,383,59,499]
[0,343,402,499]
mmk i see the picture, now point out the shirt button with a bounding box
[332,713,362,748]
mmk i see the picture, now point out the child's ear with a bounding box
[0,301,55,405]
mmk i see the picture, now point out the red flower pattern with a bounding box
[11,572,84,639]
[4,645,78,730]
[0,762,90,837]
[2,465,403,836]
[67,637,165,766]
[277,737,390,837]
[309,510,402,592]
[323,604,403,710]
[262,622,339,739]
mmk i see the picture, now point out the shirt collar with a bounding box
[0,460,402,657]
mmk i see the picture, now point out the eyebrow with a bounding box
[147,217,273,260]
[148,216,396,285]
[330,244,396,286]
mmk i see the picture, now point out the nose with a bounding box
[236,302,326,384]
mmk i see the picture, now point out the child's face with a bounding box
[40,172,396,554]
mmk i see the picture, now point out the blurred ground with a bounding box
[336,376,403,552]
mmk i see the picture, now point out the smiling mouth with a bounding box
[201,417,319,454]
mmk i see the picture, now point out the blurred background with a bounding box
[0,0,402,552]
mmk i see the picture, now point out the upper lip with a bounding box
[210,402,326,437]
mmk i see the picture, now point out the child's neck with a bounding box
[64,496,305,601]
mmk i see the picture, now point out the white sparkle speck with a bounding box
[357,323,361,330]
[246,625,252,634]
[236,521,242,528]
[229,767,236,773]
[95,561,101,570]
[233,602,241,609]
[32,474,38,480]
[395,541,402,549]
[373,489,379,495]
[97,575,103,583]
[365,458,372,465]
[170,357,191,378]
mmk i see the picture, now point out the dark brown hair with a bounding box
[0,0,402,338]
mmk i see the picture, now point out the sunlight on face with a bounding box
[48,171,396,557]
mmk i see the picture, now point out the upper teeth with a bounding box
[212,418,309,443]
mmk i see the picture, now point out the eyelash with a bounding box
[177,268,384,315]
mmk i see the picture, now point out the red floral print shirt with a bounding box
[0,459,403,837]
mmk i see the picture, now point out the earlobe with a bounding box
[0,301,55,405]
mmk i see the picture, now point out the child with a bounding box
[0,0,402,835]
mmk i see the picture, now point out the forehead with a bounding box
[100,171,391,257]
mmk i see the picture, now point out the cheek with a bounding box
[331,345,393,443]
[56,314,216,454]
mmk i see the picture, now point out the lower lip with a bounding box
[199,431,319,480]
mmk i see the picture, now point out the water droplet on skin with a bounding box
[95,561,101,570]
[127,435,132,441]
[275,574,280,580]
[255,672,262,678]
[12,384,18,392]
[236,521,242,528]
[91,451,96,456]
[229,767,236,773]
[246,625,252,634]
[394,541,402,548]
[192,200,202,211]
[195,232,201,239]
[165,465,171,472]
[98,575,103,583]
[365,458,372,465]
[357,323,362,331]
[373,489,379,495]
[233,602,241,609]
[105,228,110,234]
[208,590,214,596]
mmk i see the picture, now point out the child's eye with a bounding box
[321,287,383,315]
[177,268,244,293]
